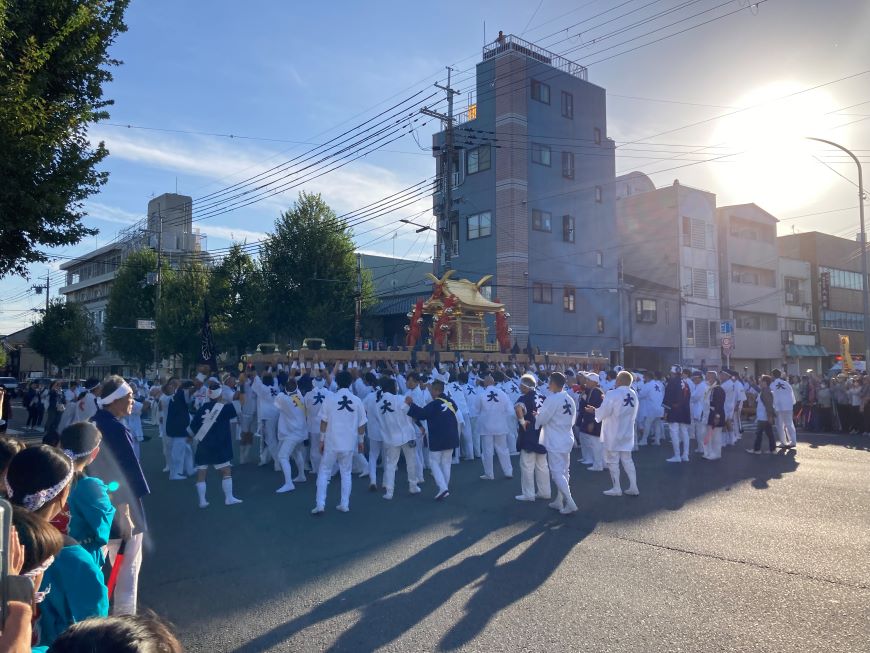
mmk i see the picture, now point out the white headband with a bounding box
[99,381,133,406]
[8,465,74,512]
[208,387,222,400]
[63,445,98,461]
[23,555,55,579]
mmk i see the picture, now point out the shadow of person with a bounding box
[800,430,870,452]
[325,519,587,653]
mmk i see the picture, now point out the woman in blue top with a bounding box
[89,375,150,616]
[62,422,116,567]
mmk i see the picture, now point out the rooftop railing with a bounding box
[482,34,587,81]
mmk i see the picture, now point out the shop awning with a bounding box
[786,344,829,357]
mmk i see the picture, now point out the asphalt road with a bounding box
[5,406,869,651]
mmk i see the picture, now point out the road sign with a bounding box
[720,320,733,334]
[136,319,156,330]
[721,335,734,352]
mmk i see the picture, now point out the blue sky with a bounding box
[2,0,869,333]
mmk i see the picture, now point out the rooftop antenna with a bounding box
[483,20,486,46]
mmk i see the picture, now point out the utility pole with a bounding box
[617,258,624,367]
[421,67,459,274]
[354,252,362,349]
[31,273,51,375]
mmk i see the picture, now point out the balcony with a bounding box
[482,34,588,81]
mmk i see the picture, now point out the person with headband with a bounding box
[362,373,385,491]
[405,379,461,501]
[74,378,101,424]
[166,380,196,479]
[6,444,75,519]
[702,370,727,460]
[473,374,514,481]
[252,367,281,468]
[61,422,115,568]
[273,377,309,495]
[663,365,692,463]
[536,372,579,514]
[375,376,421,500]
[513,374,551,503]
[594,370,641,497]
[689,369,708,454]
[189,378,243,508]
[90,375,150,615]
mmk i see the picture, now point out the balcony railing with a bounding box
[482,34,587,81]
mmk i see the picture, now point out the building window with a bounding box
[594,127,602,145]
[561,91,573,118]
[709,320,719,346]
[561,151,575,179]
[530,79,550,104]
[682,216,708,249]
[731,264,775,287]
[531,143,551,166]
[595,185,602,203]
[821,309,863,331]
[533,282,552,304]
[729,216,775,243]
[684,268,716,299]
[686,319,696,346]
[819,266,867,291]
[784,277,801,305]
[562,215,575,243]
[635,299,657,323]
[480,285,493,300]
[734,311,778,331]
[467,211,492,240]
[595,250,603,267]
[466,145,491,175]
[532,209,551,232]
[563,286,575,312]
[597,317,605,333]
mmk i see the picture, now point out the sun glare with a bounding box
[712,81,848,214]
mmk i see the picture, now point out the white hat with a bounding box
[195,372,206,383]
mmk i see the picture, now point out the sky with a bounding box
[2,0,869,334]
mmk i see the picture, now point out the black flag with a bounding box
[199,303,217,371]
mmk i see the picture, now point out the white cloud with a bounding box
[199,224,268,244]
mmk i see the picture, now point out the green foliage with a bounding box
[104,248,156,373]
[28,298,97,369]
[260,192,375,347]
[206,243,270,358]
[0,0,130,278]
[158,260,209,371]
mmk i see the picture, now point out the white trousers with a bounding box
[692,420,706,451]
[643,415,663,443]
[470,416,481,457]
[547,451,573,502]
[277,434,307,483]
[704,426,723,459]
[308,431,322,472]
[776,410,797,445]
[519,450,550,499]
[506,418,519,454]
[581,433,603,468]
[429,449,453,493]
[668,422,690,458]
[461,414,474,458]
[383,443,419,491]
[259,416,279,464]
[604,450,637,492]
[106,532,143,615]
[161,434,172,470]
[481,433,512,478]
[315,449,353,509]
[169,437,194,478]
[368,439,383,483]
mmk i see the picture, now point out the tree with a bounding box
[28,299,97,370]
[207,244,270,359]
[0,0,131,278]
[105,249,157,373]
[260,192,374,347]
[158,261,209,373]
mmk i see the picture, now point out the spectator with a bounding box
[44,613,183,652]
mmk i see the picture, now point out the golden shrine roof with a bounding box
[424,271,505,312]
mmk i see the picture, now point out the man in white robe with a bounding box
[536,372,578,514]
[595,371,640,497]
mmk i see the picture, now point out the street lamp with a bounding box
[399,218,434,233]
[806,137,868,364]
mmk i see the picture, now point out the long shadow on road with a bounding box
[218,440,801,653]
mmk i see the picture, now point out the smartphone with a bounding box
[0,496,11,627]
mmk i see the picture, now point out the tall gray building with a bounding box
[432,34,619,358]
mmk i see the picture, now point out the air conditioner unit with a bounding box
[785,292,795,303]
[809,324,817,333]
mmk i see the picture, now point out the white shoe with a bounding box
[336,504,349,513]
[681,455,689,462]
[198,501,209,509]
[479,474,494,480]
[548,498,564,511]
[409,485,422,494]
[625,488,640,496]
[293,476,307,483]
[587,466,604,472]
[225,497,243,505]
[560,500,579,515]
[169,475,187,481]
[383,491,394,500]
[666,456,682,463]
[162,466,170,473]
[515,495,535,502]
[536,494,552,501]
[311,505,325,515]
[504,474,514,479]
[276,484,295,494]
[603,488,623,497]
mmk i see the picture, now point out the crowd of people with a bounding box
[0,356,813,651]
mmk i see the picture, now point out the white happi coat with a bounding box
[535,389,577,453]
[595,385,639,452]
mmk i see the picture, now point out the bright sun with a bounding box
[712,81,848,214]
